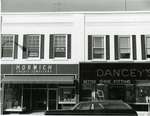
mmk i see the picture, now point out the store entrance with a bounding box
[32,89,47,111]
[109,85,126,101]
[48,89,57,110]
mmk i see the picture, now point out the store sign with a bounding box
[80,63,150,80]
[97,68,150,78]
[15,64,55,73]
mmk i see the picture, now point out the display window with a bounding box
[136,86,150,103]
[59,87,76,104]
[4,84,23,111]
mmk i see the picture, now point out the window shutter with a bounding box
[106,35,110,60]
[141,35,146,60]
[49,35,54,59]
[114,35,119,60]
[132,35,137,60]
[14,35,18,59]
[40,35,44,59]
[67,34,71,59]
[23,35,27,59]
[88,35,92,60]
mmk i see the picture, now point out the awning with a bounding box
[2,75,75,84]
[136,80,150,86]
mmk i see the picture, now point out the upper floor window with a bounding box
[26,35,40,58]
[88,35,110,60]
[54,35,66,58]
[119,36,131,59]
[1,34,18,59]
[1,35,14,58]
[145,36,150,59]
[23,34,44,59]
[115,35,136,60]
[49,34,71,59]
[92,36,105,59]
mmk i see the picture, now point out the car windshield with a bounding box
[74,103,103,110]
[73,102,131,110]
[100,102,131,110]
[74,103,91,110]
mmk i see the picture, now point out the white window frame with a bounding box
[53,34,68,60]
[118,35,133,61]
[1,34,15,60]
[92,35,106,61]
[26,34,41,59]
[145,35,150,60]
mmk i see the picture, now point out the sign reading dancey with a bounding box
[80,63,150,80]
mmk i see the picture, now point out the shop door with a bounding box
[109,85,125,101]
[23,89,31,111]
[32,89,47,111]
[48,89,57,110]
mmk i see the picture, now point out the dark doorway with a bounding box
[23,89,31,112]
[48,89,57,110]
[32,89,47,111]
[109,85,125,101]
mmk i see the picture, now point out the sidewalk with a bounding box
[1,112,150,116]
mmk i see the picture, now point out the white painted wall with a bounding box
[1,13,85,64]
[1,12,150,64]
[85,13,150,62]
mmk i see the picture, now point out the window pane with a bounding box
[93,37,104,48]
[54,35,66,57]
[146,37,150,48]
[146,48,150,58]
[26,35,40,57]
[59,88,76,103]
[119,36,130,59]
[93,48,104,59]
[1,35,14,57]
[119,37,130,48]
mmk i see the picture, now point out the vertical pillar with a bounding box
[1,83,4,114]
[21,85,23,110]
[46,84,49,111]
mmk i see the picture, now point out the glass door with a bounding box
[48,89,57,110]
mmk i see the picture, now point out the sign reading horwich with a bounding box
[15,64,55,73]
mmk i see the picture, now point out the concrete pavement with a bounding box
[1,112,150,116]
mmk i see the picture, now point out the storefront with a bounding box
[1,64,79,113]
[79,62,150,111]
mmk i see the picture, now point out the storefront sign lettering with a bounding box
[97,68,150,78]
[15,64,53,73]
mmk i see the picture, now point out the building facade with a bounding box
[1,12,150,114]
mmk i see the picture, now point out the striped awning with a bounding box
[2,75,75,84]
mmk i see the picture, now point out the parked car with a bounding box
[45,100,137,116]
